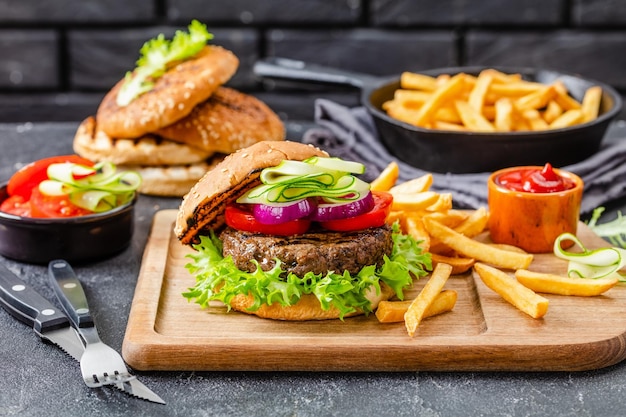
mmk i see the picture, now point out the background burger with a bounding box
[175,140,431,320]
[73,20,285,197]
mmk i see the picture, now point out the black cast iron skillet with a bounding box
[254,57,622,174]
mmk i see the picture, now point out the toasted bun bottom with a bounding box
[228,282,396,321]
[124,154,225,197]
[73,116,212,166]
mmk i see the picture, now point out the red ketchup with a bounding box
[495,163,576,193]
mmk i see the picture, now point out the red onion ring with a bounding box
[309,192,375,222]
[252,198,316,225]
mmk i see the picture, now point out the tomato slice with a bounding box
[225,204,311,236]
[29,187,93,218]
[7,155,94,200]
[319,191,393,232]
[0,195,31,217]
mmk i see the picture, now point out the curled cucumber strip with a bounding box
[553,233,626,282]
[40,161,141,212]
[303,156,366,175]
[238,157,370,205]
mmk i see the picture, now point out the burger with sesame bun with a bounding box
[73,21,284,197]
[175,141,431,321]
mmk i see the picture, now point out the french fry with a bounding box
[423,217,533,270]
[393,89,431,108]
[452,206,489,238]
[405,263,453,336]
[488,81,544,97]
[435,73,451,86]
[481,68,522,84]
[404,215,430,252]
[468,72,494,112]
[391,191,440,211]
[425,193,453,212]
[494,98,514,131]
[474,263,549,319]
[387,210,405,226]
[376,290,457,323]
[515,269,618,296]
[488,243,529,254]
[515,85,555,111]
[553,81,582,110]
[422,210,469,229]
[434,106,463,124]
[581,86,602,123]
[413,73,468,127]
[455,100,496,132]
[384,102,422,125]
[433,121,467,131]
[542,100,563,124]
[389,173,433,194]
[549,109,583,129]
[522,109,549,131]
[400,71,438,91]
[431,253,475,275]
[370,161,399,192]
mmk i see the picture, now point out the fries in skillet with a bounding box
[383,69,602,132]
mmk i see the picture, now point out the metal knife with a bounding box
[48,259,165,405]
[0,263,83,360]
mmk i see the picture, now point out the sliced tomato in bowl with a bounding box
[7,155,94,200]
[29,187,93,218]
[0,195,31,217]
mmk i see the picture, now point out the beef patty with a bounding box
[220,225,394,277]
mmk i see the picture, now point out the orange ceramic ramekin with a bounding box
[487,165,584,253]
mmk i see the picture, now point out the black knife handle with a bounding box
[0,263,70,333]
[48,259,94,328]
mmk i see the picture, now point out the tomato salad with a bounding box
[1,155,141,218]
[224,156,393,235]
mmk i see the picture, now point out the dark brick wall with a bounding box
[0,0,625,123]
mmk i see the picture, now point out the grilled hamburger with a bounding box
[175,141,431,320]
[76,21,285,197]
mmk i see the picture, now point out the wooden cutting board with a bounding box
[122,209,626,372]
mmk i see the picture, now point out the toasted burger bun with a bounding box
[96,45,239,139]
[175,140,328,245]
[229,282,396,321]
[125,154,225,197]
[73,116,213,166]
[156,87,285,154]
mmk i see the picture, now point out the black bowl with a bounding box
[0,183,135,264]
[368,66,623,173]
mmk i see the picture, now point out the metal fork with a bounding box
[47,259,135,388]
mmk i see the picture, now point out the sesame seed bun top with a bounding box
[96,45,239,139]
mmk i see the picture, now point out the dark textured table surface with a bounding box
[1,121,626,417]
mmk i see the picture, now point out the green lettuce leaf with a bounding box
[182,222,431,320]
[116,20,214,106]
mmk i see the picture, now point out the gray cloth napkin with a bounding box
[302,99,626,214]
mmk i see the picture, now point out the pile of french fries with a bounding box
[382,68,603,132]
[371,162,619,337]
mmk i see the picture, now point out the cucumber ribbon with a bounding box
[39,161,141,212]
[553,233,626,282]
[237,157,370,205]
